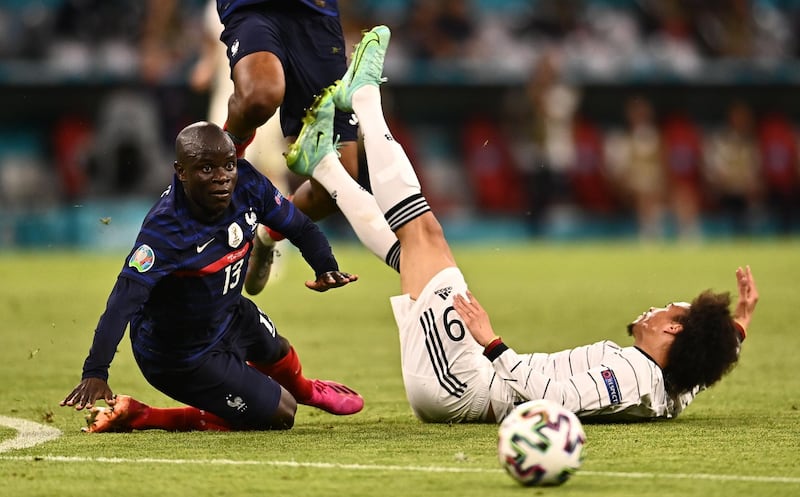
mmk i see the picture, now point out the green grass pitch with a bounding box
[1,239,799,497]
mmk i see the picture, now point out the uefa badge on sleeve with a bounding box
[128,244,155,273]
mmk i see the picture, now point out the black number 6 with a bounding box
[444,306,466,341]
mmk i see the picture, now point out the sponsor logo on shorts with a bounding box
[226,394,248,413]
[434,286,452,300]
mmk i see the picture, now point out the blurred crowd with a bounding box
[1,0,800,240]
[495,54,799,239]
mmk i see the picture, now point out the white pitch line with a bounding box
[0,455,798,485]
[579,470,800,484]
[0,416,61,453]
[0,417,797,485]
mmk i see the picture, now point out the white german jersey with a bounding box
[391,267,699,424]
[489,341,700,422]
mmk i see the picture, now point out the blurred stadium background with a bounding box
[1,0,800,249]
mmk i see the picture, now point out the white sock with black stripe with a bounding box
[352,86,430,231]
[310,151,400,271]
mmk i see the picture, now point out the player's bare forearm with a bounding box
[733,266,758,332]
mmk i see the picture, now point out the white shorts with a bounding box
[390,267,495,423]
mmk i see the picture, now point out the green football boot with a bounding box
[333,25,391,112]
[285,85,338,177]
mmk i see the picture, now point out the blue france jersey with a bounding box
[81,160,337,379]
[217,0,339,21]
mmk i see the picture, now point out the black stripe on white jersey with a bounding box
[616,354,643,400]
[541,378,551,399]
[420,308,467,397]
[588,372,602,407]
[570,377,583,410]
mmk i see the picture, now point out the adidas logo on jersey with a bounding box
[434,286,453,300]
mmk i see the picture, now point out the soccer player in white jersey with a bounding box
[286,26,760,423]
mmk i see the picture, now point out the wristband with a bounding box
[732,321,746,341]
[483,337,508,361]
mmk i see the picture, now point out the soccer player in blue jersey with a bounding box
[215,0,398,295]
[283,26,760,423]
[60,121,361,432]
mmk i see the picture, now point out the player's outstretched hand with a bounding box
[60,378,116,411]
[733,265,758,334]
[305,271,358,292]
[453,291,497,347]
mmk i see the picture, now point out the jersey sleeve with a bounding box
[82,218,178,380]
[669,385,701,418]
[256,178,338,276]
[235,160,338,276]
[488,344,665,419]
[81,276,150,381]
[119,221,183,289]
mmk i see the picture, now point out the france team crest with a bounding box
[129,244,155,273]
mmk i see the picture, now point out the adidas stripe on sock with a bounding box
[383,193,431,231]
[311,152,400,270]
[385,240,401,272]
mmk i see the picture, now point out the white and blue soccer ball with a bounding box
[497,399,586,486]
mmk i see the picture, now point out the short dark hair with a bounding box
[663,290,741,396]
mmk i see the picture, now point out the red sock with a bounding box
[131,404,231,432]
[249,346,313,402]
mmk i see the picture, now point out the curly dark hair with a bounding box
[663,290,741,396]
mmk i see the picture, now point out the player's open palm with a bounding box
[453,291,496,347]
[734,265,758,332]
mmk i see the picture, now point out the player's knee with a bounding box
[337,142,359,176]
[275,335,291,357]
[418,213,445,240]
[292,181,337,220]
[269,392,297,430]
[238,86,281,125]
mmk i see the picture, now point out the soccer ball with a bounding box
[497,399,586,486]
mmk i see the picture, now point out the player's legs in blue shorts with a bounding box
[221,3,365,294]
[220,3,357,144]
[135,299,291,430]
[125,298,363,431]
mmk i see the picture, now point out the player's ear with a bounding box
[174,161,186,180]
[664,323,683,336]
